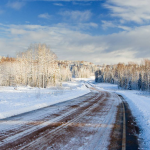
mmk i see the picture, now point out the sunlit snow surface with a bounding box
[0,76,149,149]
[0,78,91,119]
[95,82,150,150]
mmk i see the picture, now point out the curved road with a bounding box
[0,89,121,150]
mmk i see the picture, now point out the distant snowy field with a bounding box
[0,78,94,120]
[95,82,150,150]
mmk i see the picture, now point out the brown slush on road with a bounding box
[0,90,124,150]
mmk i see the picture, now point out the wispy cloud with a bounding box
[38,13,52,19]
[101,20,115,30]
[1,23,150,64]
[72,2,91,6]
[53,3,63,6]
[6,1,26,10]
[104,0,150,24]
[56,22,98,30]
[102,20,131,31]
[37,0,100,1]
[60,10,92,22]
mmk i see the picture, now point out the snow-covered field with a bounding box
[95,82,150,150]
[0,78,92,120]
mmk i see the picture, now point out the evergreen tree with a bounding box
[128,80,132,90]
[138,74,142,90]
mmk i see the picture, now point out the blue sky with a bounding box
[0,0,150,64]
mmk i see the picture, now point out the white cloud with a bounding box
[102,20,131,31]
[101,20,116,30]
[117,25,131,31]
[38,13,51,19]
[6,1,25,10]
[72,2,91,6]
[1,23,150,64]
[39,0,100,1]
[53,3,63,6]
[60,10,92,22]
[11,28,27,35]
[56,22,98,30]
[87,22,98,28]
[104,0,150,24]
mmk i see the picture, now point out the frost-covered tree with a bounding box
[0,44,60,88]
[95,59,150,92]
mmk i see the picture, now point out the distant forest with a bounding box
[95,60,150,91]
[0,44,97,88]
[2,43,149,91]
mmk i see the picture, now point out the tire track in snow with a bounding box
[20,92,116,150]
[0,93,97,141]
[19,92,107,149]
[0,92,104,149]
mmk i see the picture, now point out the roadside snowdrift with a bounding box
[95,83,150,150]
[0,79,91,119]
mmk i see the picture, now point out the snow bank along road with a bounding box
[0,88,139,149]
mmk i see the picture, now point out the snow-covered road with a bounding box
[0,89,120,150]
[95,82,150,150]
[0,77,144,149]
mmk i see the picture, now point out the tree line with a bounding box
[0,44,97,88]
[95,60,150,91]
